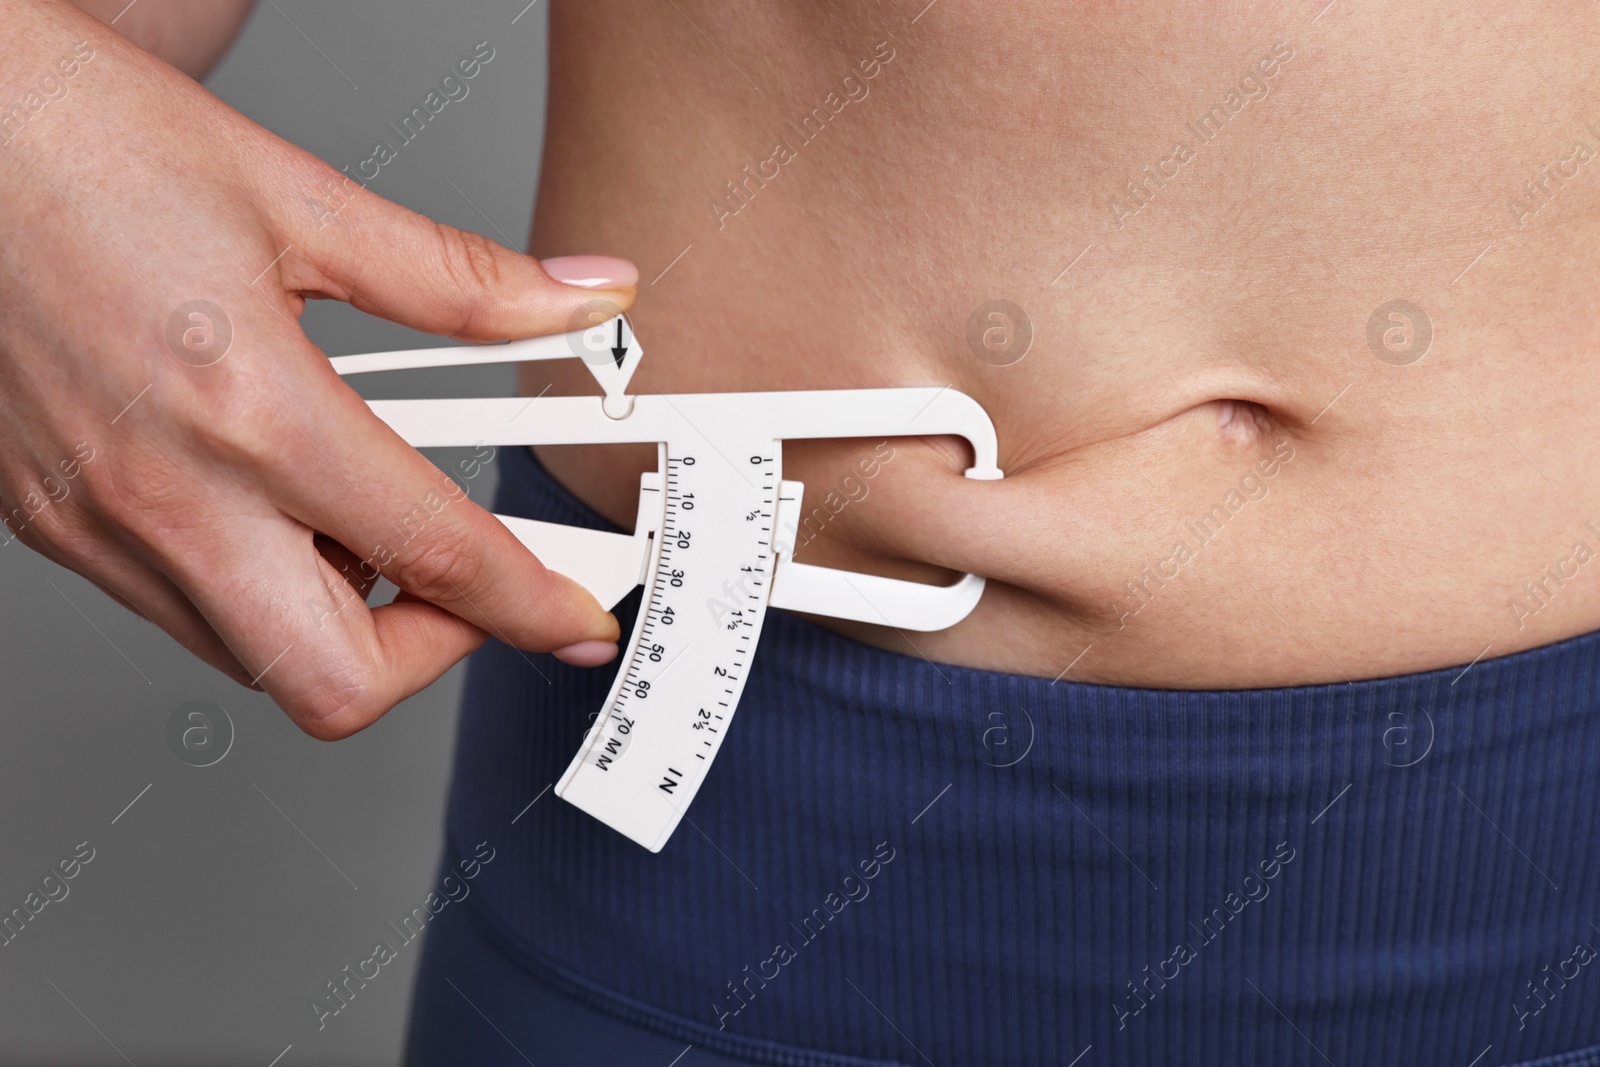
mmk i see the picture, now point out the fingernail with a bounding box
[552,640,619,667]
[541,255,638,290]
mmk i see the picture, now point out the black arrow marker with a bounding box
[611,318,628,368]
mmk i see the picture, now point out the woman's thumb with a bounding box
[289,186,636,341]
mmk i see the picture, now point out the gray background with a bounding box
[1,2,547,1062]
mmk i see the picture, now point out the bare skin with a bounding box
[525,0,1600,687]
[0,0,637,738]
[10,0,1600,710]
[70,0,254,79]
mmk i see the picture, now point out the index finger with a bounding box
[272,363,621,658]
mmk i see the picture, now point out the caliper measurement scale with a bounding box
[585,447,778,812]
[333,316,1003,851]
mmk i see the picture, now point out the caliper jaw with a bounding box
[494,464,663,613]
[500,469,985,633]
[767,479,986,632]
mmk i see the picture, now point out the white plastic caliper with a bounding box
[332,316,1003,851]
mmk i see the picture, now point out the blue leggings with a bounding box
[406,444,1600,1067]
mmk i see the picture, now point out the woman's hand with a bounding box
[0,0,637,738]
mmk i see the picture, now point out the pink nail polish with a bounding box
[552,640,619,667]
[541,255,639,290]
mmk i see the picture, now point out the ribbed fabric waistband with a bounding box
[442,443,1600,1067]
